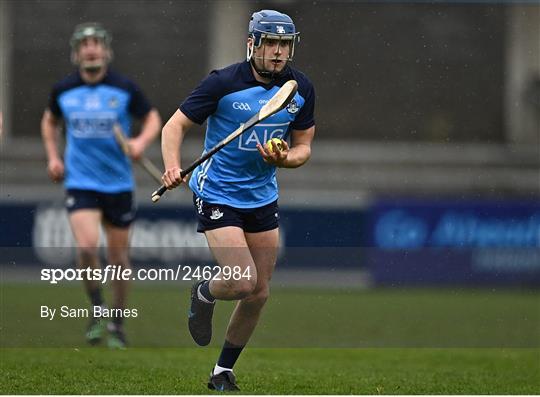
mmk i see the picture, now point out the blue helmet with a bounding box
[247,10,300,62]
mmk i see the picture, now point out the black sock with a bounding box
[217,340,245,370]
[89,287,104,307]
[112,308,124,328]
[199,280,215,302]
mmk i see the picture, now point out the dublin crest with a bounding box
[286,98,299,114]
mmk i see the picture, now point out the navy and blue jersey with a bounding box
[181,61,315,208]
[48,70,152,193]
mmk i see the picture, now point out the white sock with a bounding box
[94,305,107,319]
[197,284,215,304]
[213,364,233,376]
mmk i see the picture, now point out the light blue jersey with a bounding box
[48,70,152,193]
[181,61,315,208]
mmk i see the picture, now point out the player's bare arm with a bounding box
[128,108,162,160]
[161,109,193,189]
[40,109,64,182]
[256,126,315,168]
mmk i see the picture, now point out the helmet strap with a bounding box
[250,58,275,79]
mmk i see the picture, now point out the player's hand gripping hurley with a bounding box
[151,79,298,203]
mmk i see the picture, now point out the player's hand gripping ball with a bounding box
[266,138,284,154]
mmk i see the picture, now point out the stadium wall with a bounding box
[6,0,531,142]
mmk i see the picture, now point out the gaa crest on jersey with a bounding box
[84,94,101,110]
[286,98,299,114]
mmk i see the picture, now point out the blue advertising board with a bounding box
[0,202,364,269]
[2,199,539,286]
[364,199,540,286]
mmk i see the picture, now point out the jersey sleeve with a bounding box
[48,85,62,118]
[128,81,153,118]
[291,81,315,131]
[179,71,223,125]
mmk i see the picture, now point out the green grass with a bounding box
[1,283,539,393]
[1,348,539,394]
[2,284,539,348]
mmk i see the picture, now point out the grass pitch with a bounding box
[2,347,539,394]
[1,283,539,394]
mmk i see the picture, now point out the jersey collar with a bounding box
[76,68,111,86]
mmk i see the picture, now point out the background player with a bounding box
[41,22,162,348]
[160,10,315,391]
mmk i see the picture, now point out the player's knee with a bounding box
[245,285,270,307]
[229,278,257,299]
[77,246,99,264]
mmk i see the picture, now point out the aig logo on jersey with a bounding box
[286,98,299,114]
[233,102,251,111]
[238,122,289,151]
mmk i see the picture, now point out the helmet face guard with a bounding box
[246,10,300,79]
[70,22,112,71]
[247,31,299,62]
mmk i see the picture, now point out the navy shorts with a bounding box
[193,194,279,233]
[65,189,135,228]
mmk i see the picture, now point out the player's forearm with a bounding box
[282,144,311,168]
[161,121,184,170]
[41,114,61,161]
[136,109,162,149]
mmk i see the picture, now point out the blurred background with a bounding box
[0,0,539,348]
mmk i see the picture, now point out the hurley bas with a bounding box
[41,305,138,321]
